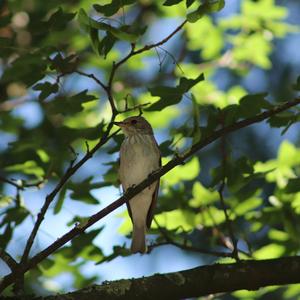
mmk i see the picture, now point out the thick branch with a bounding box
[2,256,300,299]
[1,98,300,292]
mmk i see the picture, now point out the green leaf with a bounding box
[268,112,297,128]
[155,209,200,231]
[284,178,300,194]
[78,9,140,42]
[89,28,100,54]
[46,7,76,30]
[189,181,219,207]
[178,73,205,92]
[77,8,89,28]
[2,52,48,86]
[54,186,67,214]
[68,177,100,205]
[49,53,78,74]
[253,243,285,259]
[238,93,271,118]
[186,0,196,8]
[46,90,97,115]
[159,140,174,156]
[98,32,117,58]
[223,104,240,125]
[234,197,262,216]
[96,245,130,264]
[33,81,59,100]
[5,161,44,178]
[0,195,13,208]
[70,228,103,261]
[147,73,204,111]
[187,0,225,23]
[163,157,200,185]
[72,228,102,248]
[1,207,29,226]
[163,0,183,6]
[93,0,136,17]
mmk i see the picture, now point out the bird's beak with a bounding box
[113,121,124,127]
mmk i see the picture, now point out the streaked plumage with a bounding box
[114,116,161,253]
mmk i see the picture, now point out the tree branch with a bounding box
[19,124,119,265]
[1,98,300,292]
[0,248,18,271]
[2,256,300,300]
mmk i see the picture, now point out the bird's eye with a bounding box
[131,119,137,125]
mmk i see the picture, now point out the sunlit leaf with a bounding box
[253,243,285,259]
[187,0,225,23]
[155,209,200,231]
[5,160,44,178]
[162,157,200,185]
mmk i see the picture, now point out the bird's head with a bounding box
[114,116,153,137]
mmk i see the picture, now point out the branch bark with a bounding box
[1,256,300,300]
[0,98,299,293]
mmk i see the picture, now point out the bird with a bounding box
[114,116,161,254]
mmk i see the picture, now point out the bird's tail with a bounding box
[131,224,147,254]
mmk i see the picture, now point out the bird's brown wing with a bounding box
[126,200,133,223]
[146,179,160,229]
[146,139,161,229]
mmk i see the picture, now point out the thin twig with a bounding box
[157,46,185,74]
[218,183,239,260]
[75,70,107,91]
[148,241,233,258]
[0,175,45,190]
[120,102,151,113]
[0,175,21,189]
[148,218,250,258]
[151,218,234,258]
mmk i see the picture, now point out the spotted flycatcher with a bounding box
[114,116,161,254]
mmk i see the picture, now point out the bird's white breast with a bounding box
[119,134,160,190]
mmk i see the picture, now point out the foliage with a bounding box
[0,0,300,298]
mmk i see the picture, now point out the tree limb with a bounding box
[0,98,299,292]
[1,256,300,299]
